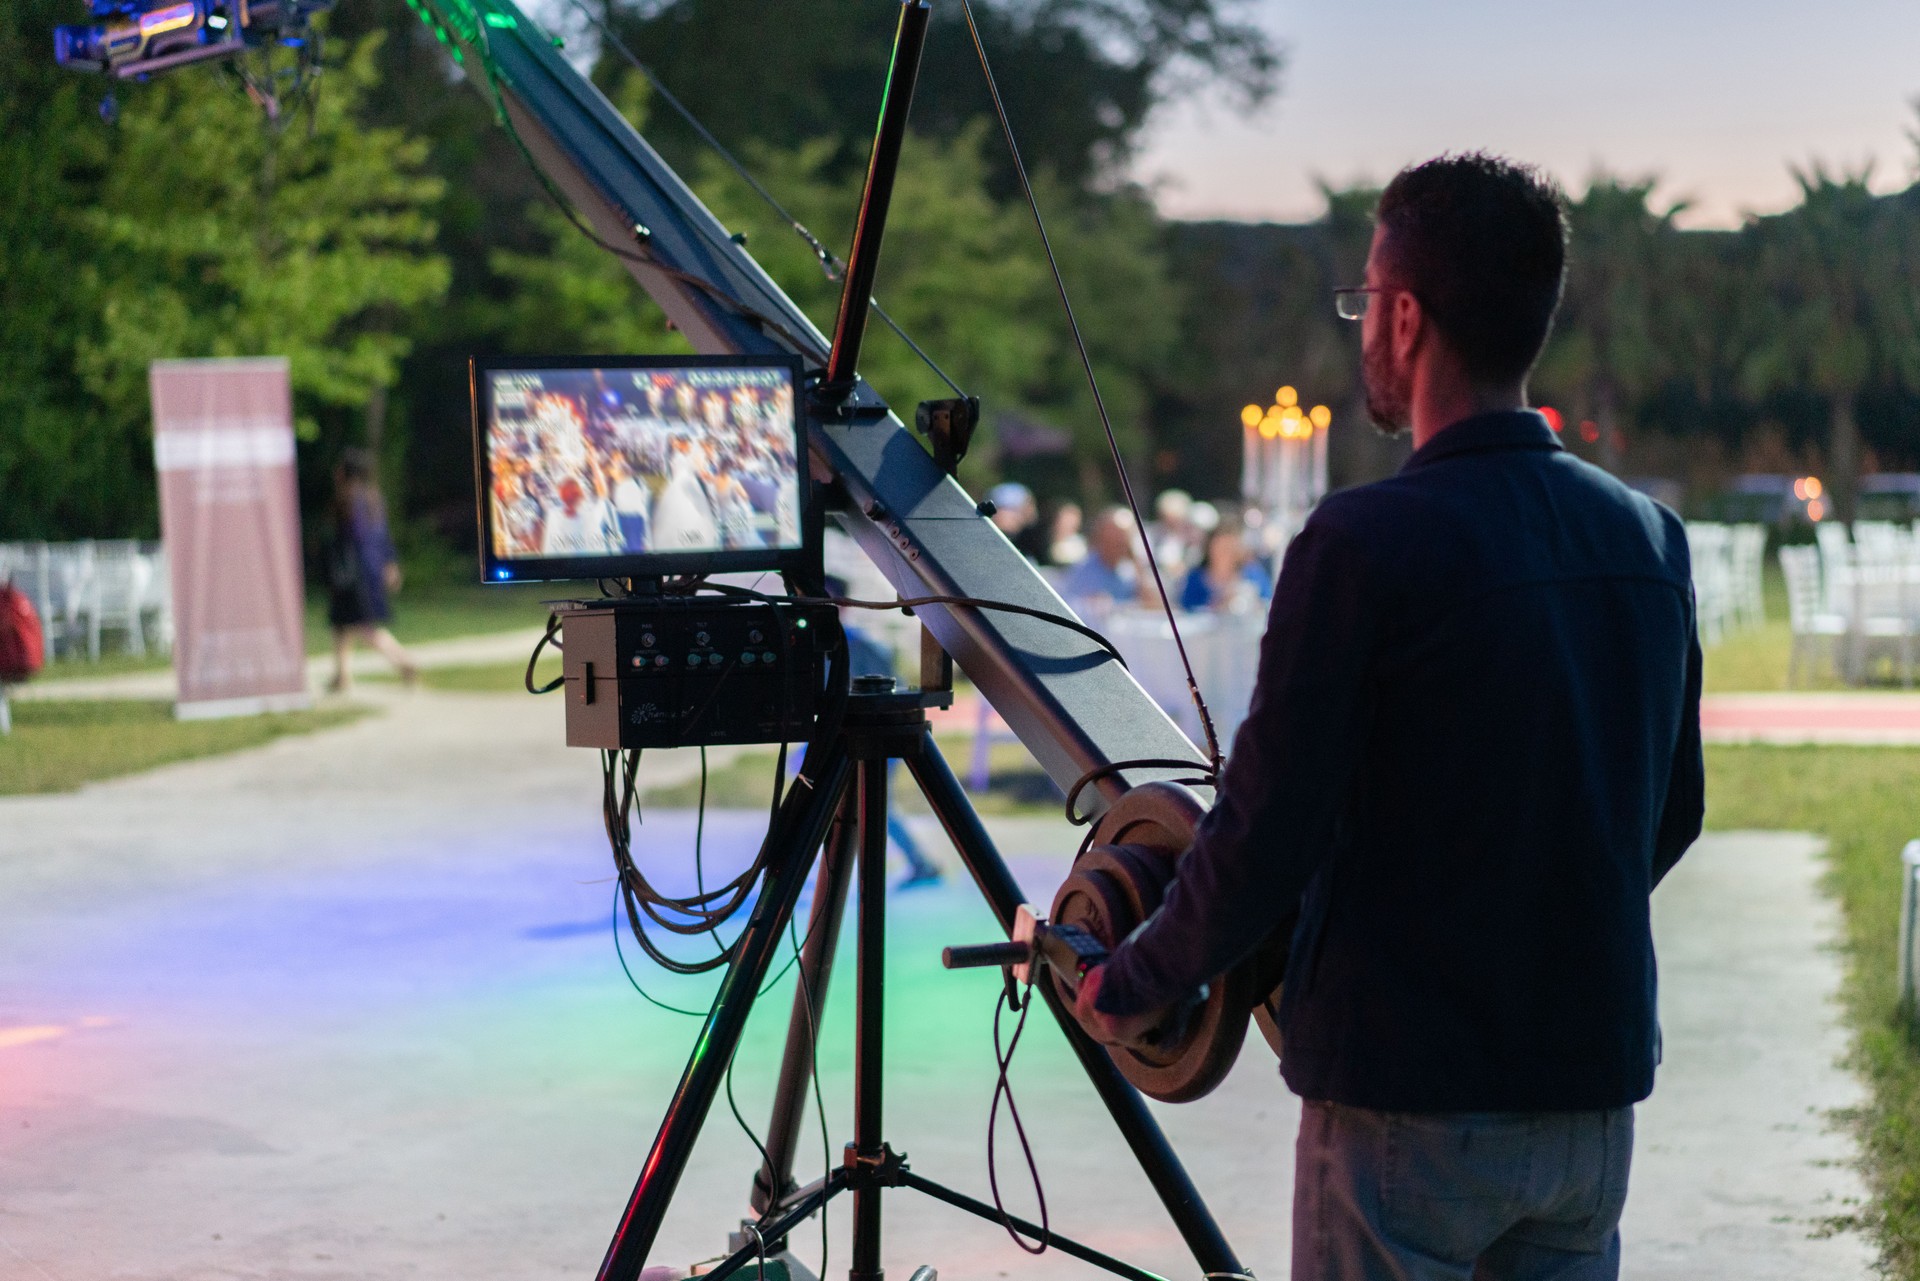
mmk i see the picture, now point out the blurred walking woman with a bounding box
[326,448,418,692]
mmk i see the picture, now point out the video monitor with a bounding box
[471,355,811,582]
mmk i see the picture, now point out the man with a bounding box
[1059,507,1158,609]
[987,481,1048,563]
[651,439,722,551]
[1075,154,1703,1280]
[607,453,653,553]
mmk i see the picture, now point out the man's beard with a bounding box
[1362,326,1412,438]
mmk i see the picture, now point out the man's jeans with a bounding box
[1293,1101,1634,1281]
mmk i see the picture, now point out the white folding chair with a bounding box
[1730,524,1768,628]
[1851,540,1917,687]
[45,543,95,661]
[88,540,148,658]
[140,541,174,654]
[1779,545,1846,686]
[1686,523,1734,646]
[1816,523,1854,618]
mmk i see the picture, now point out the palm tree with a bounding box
[1536,177,1679,474]
[1742,165,1920,522]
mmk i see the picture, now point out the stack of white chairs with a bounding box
[1730,524,1768,629]
[1685,522,1766,645]
[0,539,174,663]
[1779,544,1848,685]
[1791,522,1920,686]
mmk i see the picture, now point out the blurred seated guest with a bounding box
[1149,488,1198,570]
[1188,500,1221,543]
[1047,500,1086,567]
[1061,507,1158,609]
[988,482,1048,562]
[1180,519,1273,613]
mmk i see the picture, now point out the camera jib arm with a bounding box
[97,1,1242,1277]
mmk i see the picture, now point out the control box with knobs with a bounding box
[556,596,843,749]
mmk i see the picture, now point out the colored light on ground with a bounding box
[1808,500,1826,522]
[484,11,517,26]
[1310,404,1331,429]
[1240,404,1263,428]
[1276,385,1299,408]
[1540,406,1563,433]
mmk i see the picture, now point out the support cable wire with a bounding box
[988,976,1048,1252]
[956,0,1222,779]
[568,0,968,399]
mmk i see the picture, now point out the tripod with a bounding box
[593,676,1249,1281]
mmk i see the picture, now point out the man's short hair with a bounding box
[1376,153,1568,385]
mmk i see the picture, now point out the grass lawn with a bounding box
[35,582,555,680]
[401,654,562,694]
[0,699,368,797]
[1706,744,1920,1273]
[300,582,556,652]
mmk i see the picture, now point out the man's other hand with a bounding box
[1072,964,1166,1048]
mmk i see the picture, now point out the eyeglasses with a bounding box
[1333,286,1389,321]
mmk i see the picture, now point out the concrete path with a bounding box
[0,689,1877,1279]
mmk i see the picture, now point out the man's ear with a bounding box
[1392,288,1425,365]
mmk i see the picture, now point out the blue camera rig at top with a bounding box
[54,0,335,77]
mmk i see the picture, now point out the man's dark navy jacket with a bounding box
[1098,409,1705,1112]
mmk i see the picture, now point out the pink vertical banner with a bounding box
[149,358,310,719]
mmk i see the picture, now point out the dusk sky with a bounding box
[1132,0,1920,228]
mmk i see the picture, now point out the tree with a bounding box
[1741,166,1920,521]
[1535,177,1681,473]
[77,32,451,458]
[599,0,1279,194]
[1153,181,1389,499]
[481,75,690,358]
[0,0,119,539]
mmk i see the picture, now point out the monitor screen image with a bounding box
[474,357,806,581]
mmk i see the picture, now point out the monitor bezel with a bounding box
[470,353,815,584]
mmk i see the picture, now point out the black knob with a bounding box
[640,631,656,649]
[695,630,710,646]
[748,629,765,644]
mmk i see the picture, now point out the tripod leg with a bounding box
[902,733,1250,1280]
[752,795,859,1215]
[850,753,890,1281]
[596,741,856,1281]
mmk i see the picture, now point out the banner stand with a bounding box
[150,358,311,720]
